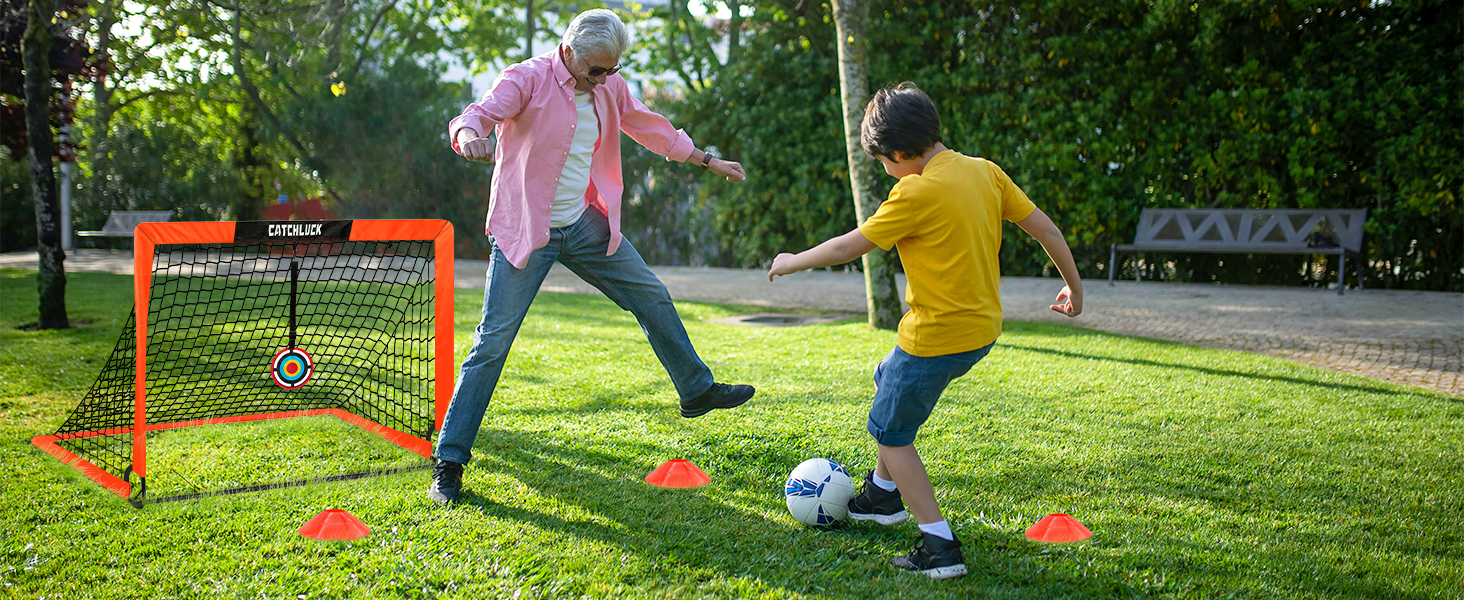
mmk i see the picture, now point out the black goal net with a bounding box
[35,220,453,504]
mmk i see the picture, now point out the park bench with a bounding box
[77,211,173,243]
[1109,208,1367,295]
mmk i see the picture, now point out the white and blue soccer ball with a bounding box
[784,458,855,527]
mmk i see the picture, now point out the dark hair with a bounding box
[860,82,942,161]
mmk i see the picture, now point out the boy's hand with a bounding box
[767,230,875,281]
[767,253,800,281]
[1050,285,1082,317]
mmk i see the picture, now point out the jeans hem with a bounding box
[680,380,717,403]
[433,448,471,465]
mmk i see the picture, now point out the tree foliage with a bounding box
[0,0,88,157]
[646,0,1462,290]
[3,0,529,258]
[4,0,1458,292]
[0,0,89,253]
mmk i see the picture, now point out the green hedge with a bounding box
[662,0,1461,290]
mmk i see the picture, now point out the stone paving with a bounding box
[4,249,1460,397]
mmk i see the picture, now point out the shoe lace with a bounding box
[433,461,462,485]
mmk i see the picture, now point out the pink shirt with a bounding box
[449,47,696,269]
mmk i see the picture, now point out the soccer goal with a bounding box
[32,219,454,505]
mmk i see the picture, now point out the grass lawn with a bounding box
[2,269,1461,599]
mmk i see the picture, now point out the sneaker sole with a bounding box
[679,392,754,418]
[921,564,968,580]
[848,510,909,525]
[427,488,459,504]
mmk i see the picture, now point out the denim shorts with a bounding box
[867,343,993,447]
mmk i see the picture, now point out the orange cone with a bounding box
[1024,513,1092,543]
[299,509,371,540]
[644,459,710,488]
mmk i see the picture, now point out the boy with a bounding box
[767,83,1083,579]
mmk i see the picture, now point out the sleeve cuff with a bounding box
[448,117,488,152]
[858,223,896,251]
[664,130,695,163]
[1008,201,1037,223]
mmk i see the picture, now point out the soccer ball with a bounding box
[784,458,855,527]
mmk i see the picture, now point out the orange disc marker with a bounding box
[1024,513,1092,543]
[645,459,711,488]
[299,509,372,540]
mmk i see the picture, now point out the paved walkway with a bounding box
[4,249,1461,397]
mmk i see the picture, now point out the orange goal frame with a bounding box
[31,219,454,500]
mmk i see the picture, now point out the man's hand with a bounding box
[1050,285,1082,317]
[767,253,800,281]
[456,130,496,163]
[709,158,746,183]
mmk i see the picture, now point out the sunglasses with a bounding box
[587,64,621,78]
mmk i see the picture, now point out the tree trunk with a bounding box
[830,0,899,330]
[727,0,742,66]
[665,0,696,90]
[234,104,264,220]
[24,0,69,329]
[524,0,534,60]
[230,8,331,183]
[90,0,118,216]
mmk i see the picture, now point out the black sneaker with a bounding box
[427,459,464,504]
[680,383,755,418]
[847,470,910,525]
[892,532,968,580]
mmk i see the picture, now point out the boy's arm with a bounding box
[1014,208,1084,317]
[767,229,878,281]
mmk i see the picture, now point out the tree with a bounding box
[829,0,898,329]
[2,0,87,252]
[84,0,195,218]
[650,0,1459,291]
[23,0,66,328]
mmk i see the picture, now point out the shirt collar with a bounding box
[551,45,576,88]
[926,149,956,170]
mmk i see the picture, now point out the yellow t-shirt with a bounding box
[858,151,1037,357]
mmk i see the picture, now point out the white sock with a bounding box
[872,473,898,492]
[918,520,954,541]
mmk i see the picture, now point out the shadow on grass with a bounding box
[999,342,1428,398]
[933,406,1455,599]
[446,428,1146,598]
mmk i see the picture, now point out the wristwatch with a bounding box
[700,152,713,169]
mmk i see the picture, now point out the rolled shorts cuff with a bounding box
[865,343,993,448]
[866,420,918,447]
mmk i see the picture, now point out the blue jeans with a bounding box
[434,209,715,464]
[867,344,993,447]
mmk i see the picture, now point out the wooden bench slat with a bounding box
[1114,244,1355,255]
[77,211,174,238]
[1133,209,1365,252]
[1111,208,1368,295]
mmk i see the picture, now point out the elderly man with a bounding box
[429,9,754,503]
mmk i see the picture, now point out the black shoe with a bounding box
[847,470,910,525]
[892,532,968,580]
[427,460,463,504]
[680,383,755,418]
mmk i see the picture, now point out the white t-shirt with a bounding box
[550,90,597,228]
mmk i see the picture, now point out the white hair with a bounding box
[562,9,631,60]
